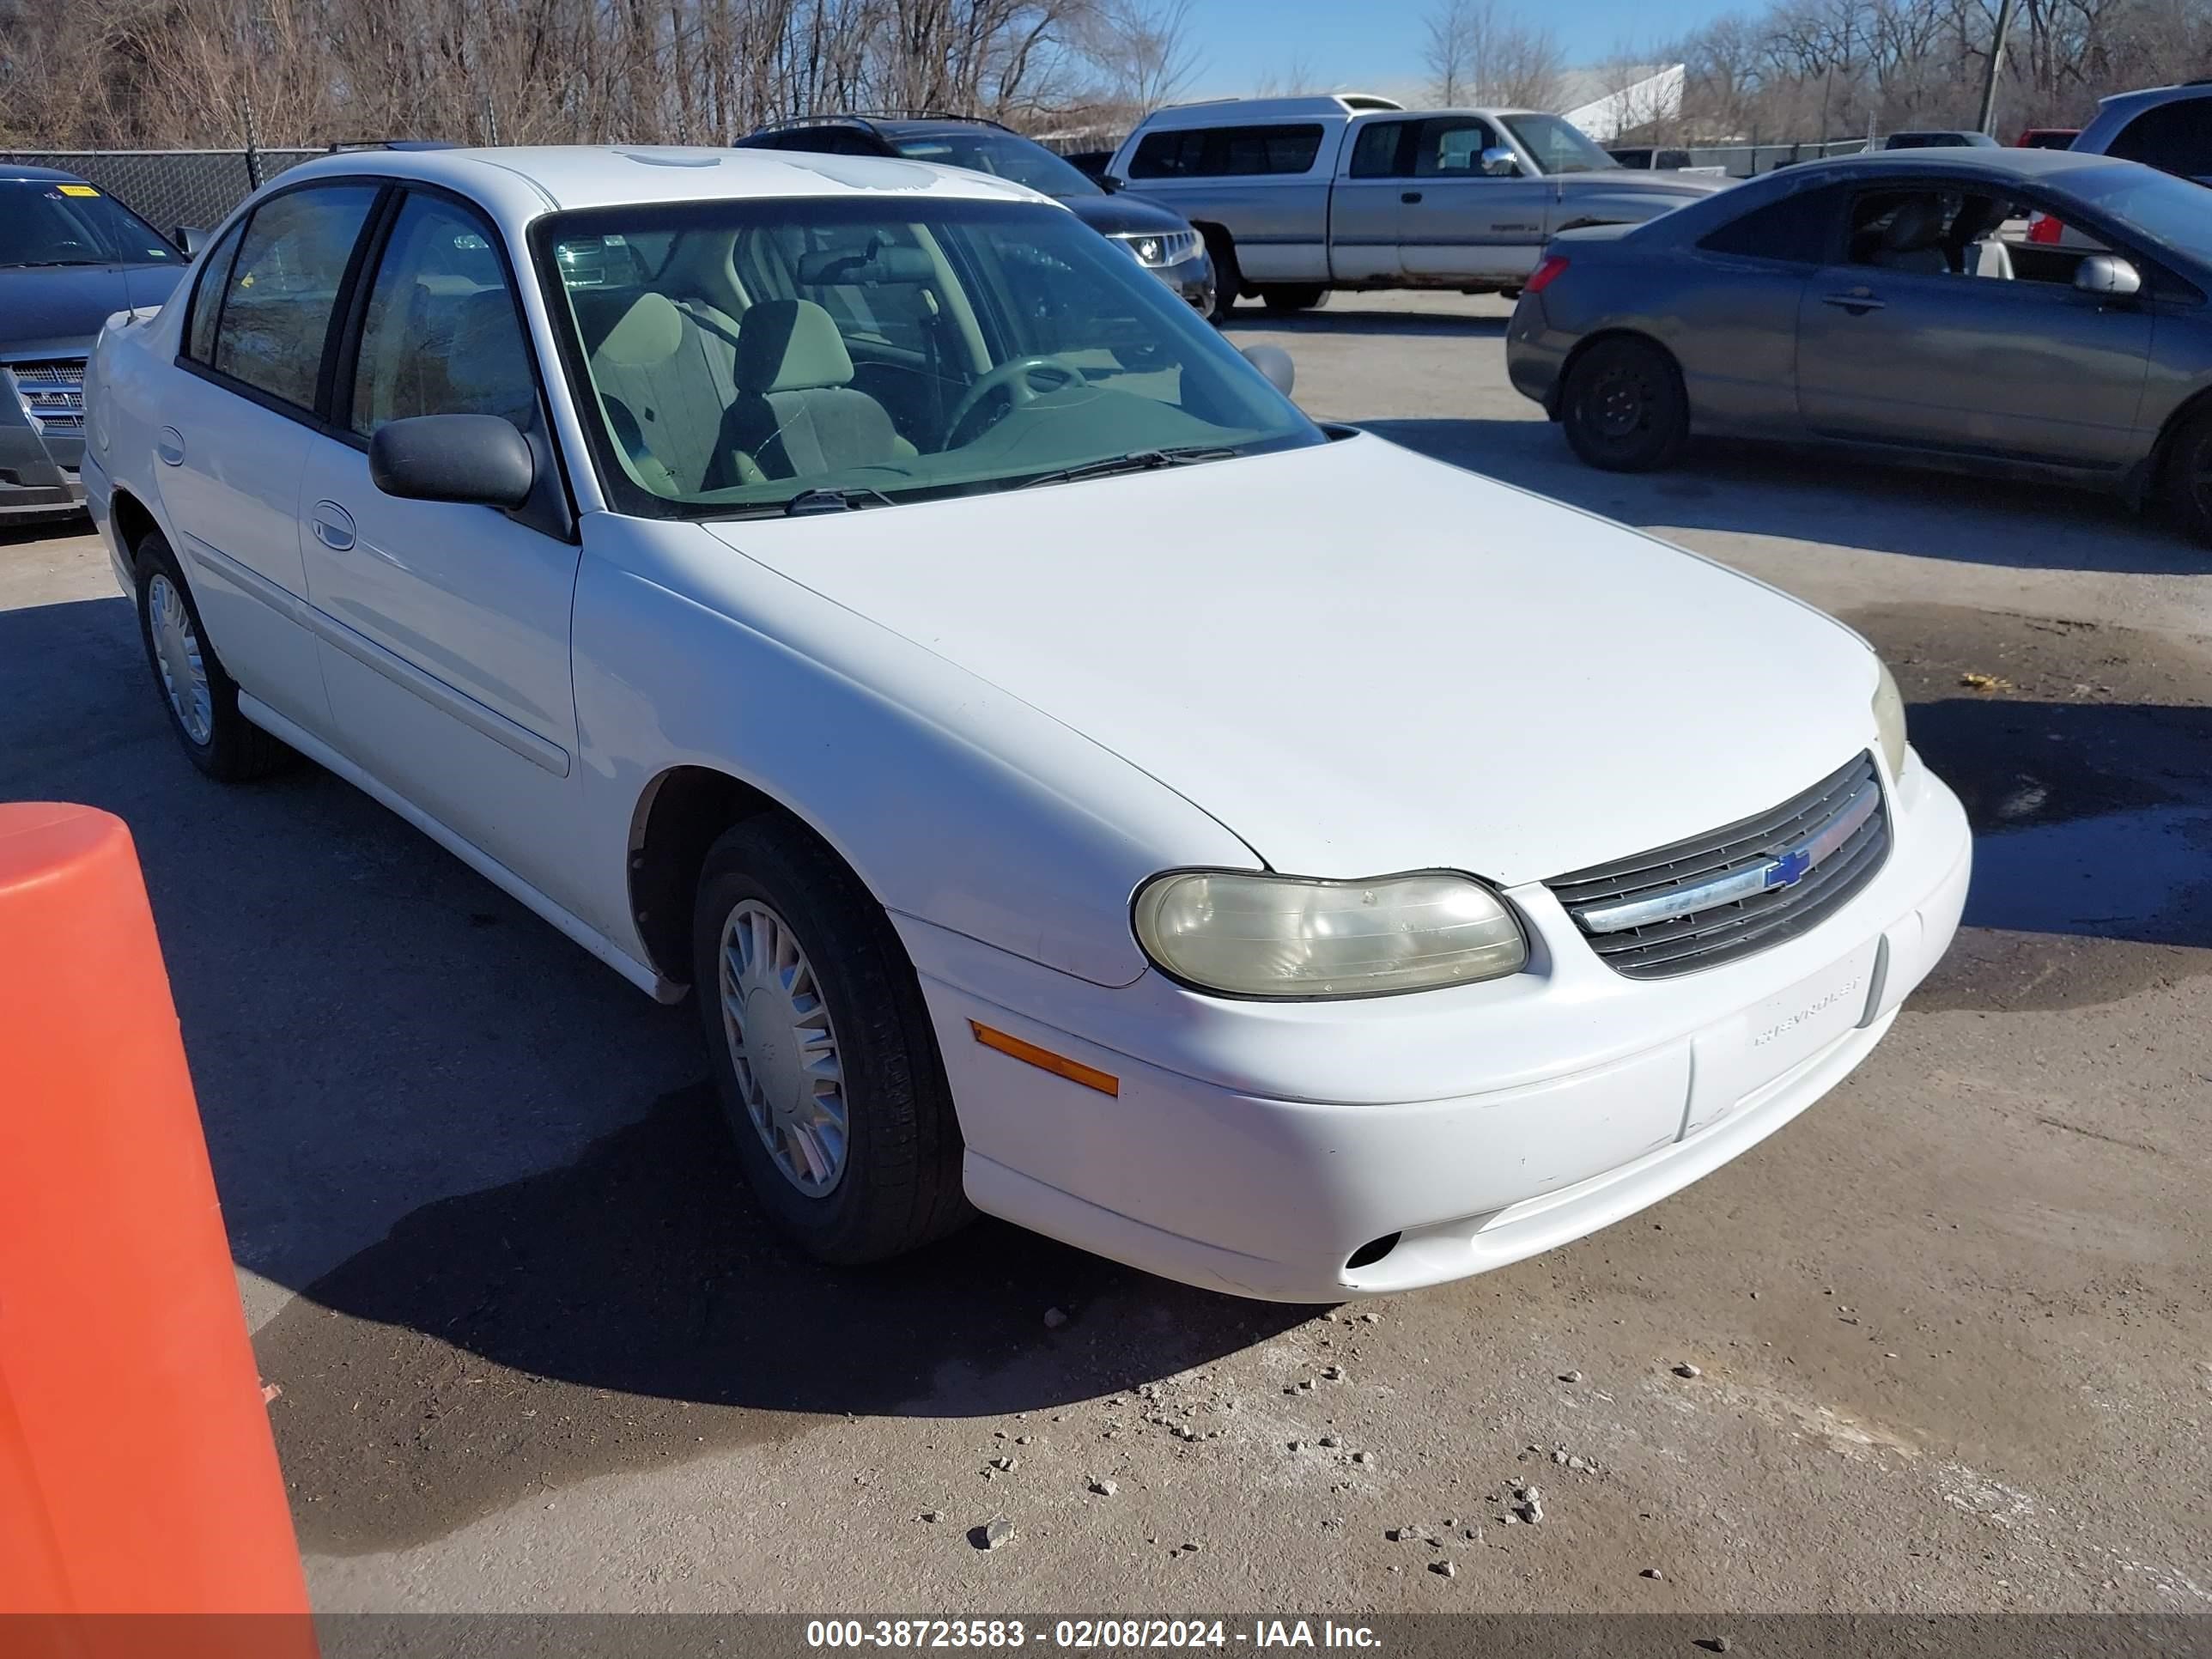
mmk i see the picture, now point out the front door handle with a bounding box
[1821,289,1885,314]
[155,427,184,466]
[1401,191,1424,204]
[310,501,356,552]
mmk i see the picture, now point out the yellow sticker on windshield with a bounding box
[58,184,101,197]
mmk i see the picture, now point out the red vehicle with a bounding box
[2015,127,2081,148]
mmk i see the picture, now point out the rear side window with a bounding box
[1698,186,1843,263]
[1349,121,1408,178]
[208,185,380,410]
[348,193,537,437]
[182,220,246,363]
[1127,124,1324,179]
[2109,99,2212,178]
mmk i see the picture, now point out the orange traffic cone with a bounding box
[0,803,313,1643]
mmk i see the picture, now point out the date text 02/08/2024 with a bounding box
[803,1620,1382,1649]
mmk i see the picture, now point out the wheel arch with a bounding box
[1549,325,1683,420]
[2140,381,2212,508]
[108,486,161,568]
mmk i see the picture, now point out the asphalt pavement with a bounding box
[2,292,2206,1613]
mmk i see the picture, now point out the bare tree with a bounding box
[1080,0,1200,114]
[1419,0,1563,108]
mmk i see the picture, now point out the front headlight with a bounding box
[1872,659,1908,778]
[1133,869,1527,999]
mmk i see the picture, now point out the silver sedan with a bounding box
[1505,148,2212,541]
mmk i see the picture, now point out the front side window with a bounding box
[0,179,179,270]
[1498,113,1618,175]
[541,197,1322,517]
[210,185,380,409]
[349,192,537,436]
[1412,117,1503,177]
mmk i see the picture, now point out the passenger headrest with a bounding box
[736,298,854,393]
[1881,198,1944,252]
[581,290,684,368]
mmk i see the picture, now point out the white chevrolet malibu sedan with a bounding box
[84,144,1971,1301]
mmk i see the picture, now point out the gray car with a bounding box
[1506,147,2212,540]
[2,165,187,522]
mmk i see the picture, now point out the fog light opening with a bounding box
[1344,1232,1401,1272]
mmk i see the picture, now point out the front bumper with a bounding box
[1149,249,1216,316]
[903,750,1972,1302]
[1,356,89,520]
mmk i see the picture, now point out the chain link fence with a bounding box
[1680,138,1873,176]
[0,149,326,238]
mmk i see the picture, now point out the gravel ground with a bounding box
[3,292,2206,1614]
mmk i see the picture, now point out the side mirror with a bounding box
[368,413,535,509]
[1241,343,1296,398]
[2075,254,2142,299]
[1099,173,1125,192]
[173,226,207,258]
[1480,146,1522,178]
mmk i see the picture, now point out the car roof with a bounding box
[0,163,92,184]
[2095,80,2212,115]
[264,143,1049,224]
[1800,145,2129,181]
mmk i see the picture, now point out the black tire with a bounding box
[1559,336,1690,473]
[1258,284,1328,313]
[2162,404,2212,544]
[1203,231,1241,323]
[690,815,971,1264]
[132,532,293,781]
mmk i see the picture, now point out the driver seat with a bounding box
[715,299,914,483]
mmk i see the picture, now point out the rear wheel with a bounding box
[1258,284,1328,313]
[132,533,292,781]
[1559,336,1690,473]
[2162,404,2212,544]
[690,815,971,1264]
[1203,231,1241,323]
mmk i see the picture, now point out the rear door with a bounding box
[157,180,382,734]
[1328,118,1413,282]
[1796,180,2154,467]
[1395,116,1553,282]
[295,187,586,890]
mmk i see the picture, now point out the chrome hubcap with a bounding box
[148,574,212,745]
[718,898,848,1195]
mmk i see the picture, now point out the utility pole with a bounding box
[1976,0,2019,135]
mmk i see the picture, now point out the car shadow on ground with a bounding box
[1353,416,2208,576]
[1221,307,1508,338]
[0,595,1311,1550]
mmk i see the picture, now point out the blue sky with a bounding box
[1175,0,1729,98]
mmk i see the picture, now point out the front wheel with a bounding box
[1258,284,1328,313]
[1203,233,1241,324]
[1559,337,1690,473]
[691,816,971,1264]
[2161,405,2212,544]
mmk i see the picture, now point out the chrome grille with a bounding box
[7,357,87,435]
[1111,228,1203,268]
[1547,753,1891,980]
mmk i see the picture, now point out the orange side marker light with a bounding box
[969,1020,1120,1096]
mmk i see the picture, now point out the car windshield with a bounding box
[1498,114,1617,175]
[890,131,1103,198]
[0,179,179,268]
[2073,162,2212,265]
[542,197,1322,519]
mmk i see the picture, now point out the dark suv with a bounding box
[2,165,188,522]
[736,114,1217,316]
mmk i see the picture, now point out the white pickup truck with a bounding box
[1108,94,1729,317]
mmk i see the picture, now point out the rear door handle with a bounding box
[310,501,356,552]
[1401,191,1424,204]
[1821,291,1885,313]
[155,427,184,466]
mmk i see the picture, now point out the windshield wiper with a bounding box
[1017,446,1241,490]
[8,258,111,268]
[781,486,898,516]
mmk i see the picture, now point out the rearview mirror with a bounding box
[1480,146,1522,178]
[173,226,207,257]
[1241,343,1296,398]
[368,414,535,509]
[2075,254,2142,299]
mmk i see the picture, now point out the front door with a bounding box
[1395,116,1553,283]
[1796,182,2154,468]
[157,183,382,732]
[296,188,586,897]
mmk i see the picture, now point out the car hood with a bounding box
[1058,191,1197,237]
[703,435,1876,886]
[0,264,184,355]
[1560,170,1733,201]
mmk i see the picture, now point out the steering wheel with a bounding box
[945,356,1090,447]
